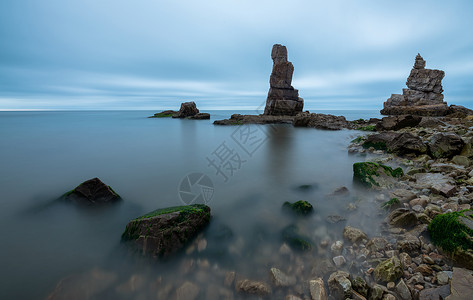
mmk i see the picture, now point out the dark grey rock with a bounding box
[173,101,199,118]
[61,177,121,206]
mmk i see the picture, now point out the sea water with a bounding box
[0,110,383,299]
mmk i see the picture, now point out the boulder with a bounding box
[396,234,421,255]
[281,224,312,251]
[46,268,117,300]
[445,267,473,300]
[388,132,428,155]
[269,267,296,287]
[427,210,473,270]
[351,276,369,298]
[328,271,352,300]
[343,226,368,244]
[428,132,465,158]
[353,162,403,188]
[173,101,199,118]
[264,44,304,116]
[121,204,211,257]
[381,54,448,116]
[309,278,328,300]
[373,256,403,283]
[293,112,353,130]
[61,177,121,206]
[282,200,314,216]
[419,285,450,300]
[387,208,418,228]
[395,279,412,300]
[376,115,422,131]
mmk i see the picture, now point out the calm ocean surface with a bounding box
[0,110,382,299]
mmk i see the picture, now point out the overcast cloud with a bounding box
[1,0,472,110]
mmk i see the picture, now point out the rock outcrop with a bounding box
[264,44,304,116]
[293,112,353,130]
[61,177,121,206]
[121,204,211,257]
[381,54,448,116]
[173,101,200,118]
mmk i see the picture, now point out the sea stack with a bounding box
[264,44,304,116]
[381,54,448,116]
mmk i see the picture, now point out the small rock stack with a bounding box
[381,54,448,116]
[264,44,304,116]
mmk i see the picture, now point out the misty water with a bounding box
[0,110,388,299]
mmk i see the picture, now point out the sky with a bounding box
[1,0,473,111]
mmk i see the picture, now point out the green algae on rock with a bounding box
[373,256,403,283]
[353,162,403,188]
[282,200,314,216]
[121,204,211,257]
[427,210,473,269]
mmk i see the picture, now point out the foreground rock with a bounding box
[353,162,403,188]
[61,177,121,206]
[427,210,473,270]
[445,267,473,300]
[173,101,200,118]
[381,54,448,116]
[235,279,271,296]
[264,44,304,116]
[213,113,294,125]
[121,204,211,257]
[293,112,354,130]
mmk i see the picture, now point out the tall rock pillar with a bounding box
[264,44,304,116]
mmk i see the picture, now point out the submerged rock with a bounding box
[61,177,121,206]
[264,44,304,116]
[121,204,211,257]
[343,226,368,244]
[269,267,296,287]
[46,268,117,300]
[353,162,403,188]
[281,224,312,251]
[235,279,271,296]
[282,200,314,216]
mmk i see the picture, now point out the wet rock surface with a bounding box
[121,204,211,257]
[61,177,121,206]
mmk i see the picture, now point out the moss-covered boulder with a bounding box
[281,224,312,251]
[353,162,403,188]
[61,177,121,206]
[121,204,211,257]
[374,256,403,283]
[428,209,473,270]
[282,200,314,216]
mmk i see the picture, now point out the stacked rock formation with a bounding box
[381,54,448,116]
[264,44,304,116]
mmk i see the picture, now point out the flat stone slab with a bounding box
[445,267,473,300]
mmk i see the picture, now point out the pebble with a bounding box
[387,282,395,290]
